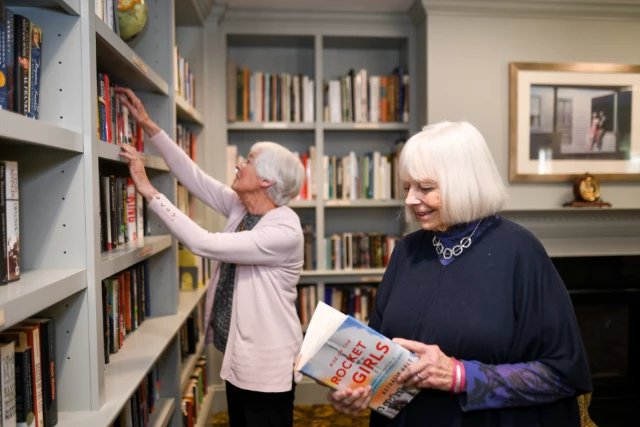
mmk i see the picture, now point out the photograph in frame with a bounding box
[509,62,640,182]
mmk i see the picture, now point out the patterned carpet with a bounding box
[212,405,371,426]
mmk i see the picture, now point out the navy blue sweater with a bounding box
[368,216,592,427]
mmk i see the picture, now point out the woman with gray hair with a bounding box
[116,88,306,427]
[326,121,592,427]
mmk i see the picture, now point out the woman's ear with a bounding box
[260,179,275,189]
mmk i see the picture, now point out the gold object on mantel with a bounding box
[564,174,612,208]
[578,392,598,427]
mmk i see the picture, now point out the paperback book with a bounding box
[295,301,419,419]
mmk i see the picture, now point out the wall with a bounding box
[425,12,640,209]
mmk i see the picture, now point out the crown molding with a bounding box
[420,0,640,20]
[220,8,412,30]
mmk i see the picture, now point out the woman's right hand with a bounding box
[326,386,372,416]
[114,87,161,137]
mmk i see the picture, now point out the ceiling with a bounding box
[223,0,415,12]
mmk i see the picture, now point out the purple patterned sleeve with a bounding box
[458,360,575,411]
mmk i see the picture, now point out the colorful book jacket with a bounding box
[295,301,419,419]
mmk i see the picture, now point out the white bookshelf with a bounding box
[0,1,215,427]
[207,8,419,408]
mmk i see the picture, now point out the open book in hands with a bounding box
[295,301,420,419]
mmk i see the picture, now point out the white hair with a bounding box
[251,141,305,206]
[399,121,507,225]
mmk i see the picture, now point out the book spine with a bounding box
[39,321,56,427]
[5,9,13,112]
[27,24,41,120]
[0,2,7,110]
[13,15,29,116]
[4,162,18,283]
[101,280,110,365]
[1,341,17,427]
[15,347,33,427]
[0,162,6,285]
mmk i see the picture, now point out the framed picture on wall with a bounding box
[509,61,640,182]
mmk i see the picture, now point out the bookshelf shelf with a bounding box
[180,336,206,392]
[298,268,386,284]
[97,140,170,172]
[0,268,85,330]
[323,123,410,131]
[195,386,216,427]
[289,200,317,208]
[0,110,84,153]
[57,286,206,427]
[7,0,80,15]
[95,17,169,96]
[176,95,205,125]
[325,199,404,208]
[148,398,176,427]
[100,235,173,280]
[227,122,315,131]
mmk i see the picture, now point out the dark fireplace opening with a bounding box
[551,255,640,427]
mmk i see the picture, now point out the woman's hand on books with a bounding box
[326,386,373,416]
[393,338,456,392]
[119,143,159,202]
[115,87,161,137]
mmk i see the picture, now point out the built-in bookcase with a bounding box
[0,0,216,426]
[206,9,419,406]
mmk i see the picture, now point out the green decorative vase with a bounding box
[118,0,148,41]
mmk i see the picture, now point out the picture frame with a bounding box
[509,62,640,182]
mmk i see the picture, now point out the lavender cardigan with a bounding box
[146,131,305,392]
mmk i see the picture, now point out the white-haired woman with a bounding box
[326,121,592,427]
[116,88,305,427]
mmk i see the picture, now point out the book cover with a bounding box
[0,331,34,427]
[295,301,419,419]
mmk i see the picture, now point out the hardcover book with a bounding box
[295,301,419,419]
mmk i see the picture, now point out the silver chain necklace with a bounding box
[432,219,483,260]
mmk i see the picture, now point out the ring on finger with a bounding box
[416,372,423,381]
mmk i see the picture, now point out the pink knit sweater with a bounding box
[147,131,304,392]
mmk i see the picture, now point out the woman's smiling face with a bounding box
[404,180,448,232]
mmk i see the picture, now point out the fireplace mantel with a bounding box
[501,209,640,258]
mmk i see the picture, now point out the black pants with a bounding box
[225,380,296,427]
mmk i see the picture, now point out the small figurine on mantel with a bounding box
[563,173,612,208]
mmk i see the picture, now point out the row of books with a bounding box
[95,0,120,37]
[176,126,197,218]
[99,175,150,253]
[1,160,19,285]
[297,285,377,327]
[226,62,315,124]
[101,260,151,365]
[109,365,161,427]
[0,317,57,427]
[324,68,409,124]
[323,148,404,201]
[179,303,204,364]
[326,232,399,271]
[174,46,196,108]
[0,4,43,118]
[181,356,208,427]
[97,72,145,150]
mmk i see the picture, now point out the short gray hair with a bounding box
[400,121,507,225]
[252,141,305,206]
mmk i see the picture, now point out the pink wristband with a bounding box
[449,359,459,393]
[459,361,466,392]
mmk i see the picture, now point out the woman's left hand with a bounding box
[119,144,159,202]
[393,338,456,392]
